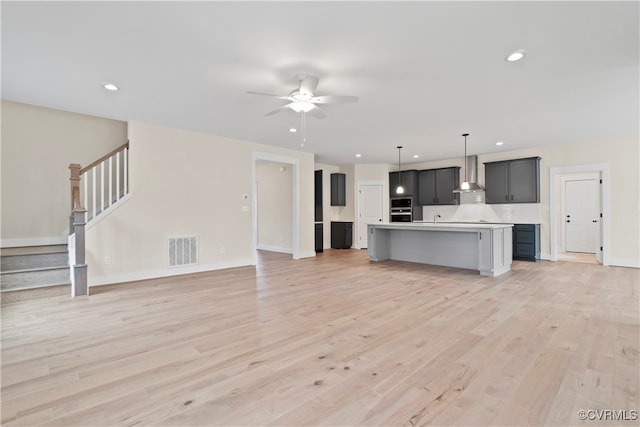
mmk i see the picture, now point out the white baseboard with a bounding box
[295,250,316,259]
[540,252,638,268]
[608,257,640,268]
[256,244,293,254]
[88,258,254,287]
[1,236,67,248]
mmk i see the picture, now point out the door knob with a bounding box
[566,220,571,223]
[592,220,598,223]
[566,215,571,218]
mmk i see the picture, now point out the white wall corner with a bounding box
[295,250,316,260]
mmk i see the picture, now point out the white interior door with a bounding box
[358,184,384,249]
[565,179,600,253]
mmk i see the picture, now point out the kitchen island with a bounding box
[367,222,513,277]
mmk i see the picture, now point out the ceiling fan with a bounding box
[247,74,358,119]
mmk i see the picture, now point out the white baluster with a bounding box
[92,167,97,220]
[83,172,88,219]
[108,156,113,208]
[124,147,128,195]
[116,151,121,202]
[101,161,105,214]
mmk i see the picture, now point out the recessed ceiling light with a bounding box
[496,141,504,146]
[103,83,119,91]
[289,128,297,133]
[355,154,362,158]
[412,154,420,159]
[506,50,525,62]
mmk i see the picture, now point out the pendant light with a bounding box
[460,133,470,191]
[396,146,405,194]
[453,133,483,193]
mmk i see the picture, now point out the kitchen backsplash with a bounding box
[422,203,542,224]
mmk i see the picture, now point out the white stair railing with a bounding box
[68,141,129,297]
[71,142,130,224]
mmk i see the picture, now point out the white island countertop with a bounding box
[377,222,513,230]
[367,222,513,277]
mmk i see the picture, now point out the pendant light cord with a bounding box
[462,133,469,183]
[301,111,306,147]
[397,146,403,185]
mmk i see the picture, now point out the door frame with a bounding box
[252,151,300,263]
[549,163,609,265]
[355,180,385,249]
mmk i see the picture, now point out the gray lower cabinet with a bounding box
[315,223,323,253]
[331,221,352,249]
[484,157,541,204]
[512,224,540,261]
[417,167,460,205]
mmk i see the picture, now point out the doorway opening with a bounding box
[550,163,609,265]
[252,152,300,264]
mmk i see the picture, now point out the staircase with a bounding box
[1,245,71,301]
[1,141,130,300]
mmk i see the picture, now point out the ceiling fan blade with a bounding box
[299,75,319,95]
[247,91,289,100]
[306,106,327,119]
[311,95,359,104]
[265,104,293,116]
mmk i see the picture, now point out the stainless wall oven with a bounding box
[390,197,413,222]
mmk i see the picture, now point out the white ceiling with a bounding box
[2,1,638,165]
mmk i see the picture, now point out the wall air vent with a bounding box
[168,236,198,267]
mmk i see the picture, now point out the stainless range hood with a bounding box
[453,133,484,193]
[453,155,484,193]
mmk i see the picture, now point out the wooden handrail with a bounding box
[80,142,129,175]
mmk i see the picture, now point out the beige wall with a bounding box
[256,161,293,253]
[1,100,127,246]
[86,121,315,285]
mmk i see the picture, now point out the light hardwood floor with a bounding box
[1,250,638,426]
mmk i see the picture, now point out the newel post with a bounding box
[70,208,88,297]
[68,163,88,297]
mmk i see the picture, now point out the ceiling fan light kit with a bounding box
[290,101,315,113]
[248,74,359,118]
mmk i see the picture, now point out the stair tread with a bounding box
[1,268,71,291]
[2,265,70,275]
[1,281,71,292]
[1,245,68,257]
[2,251,69,272]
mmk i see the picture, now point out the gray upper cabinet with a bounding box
[330,173,346,206]
[484,157,541,204]
[389,170,418,197]
[417,167,460,205]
